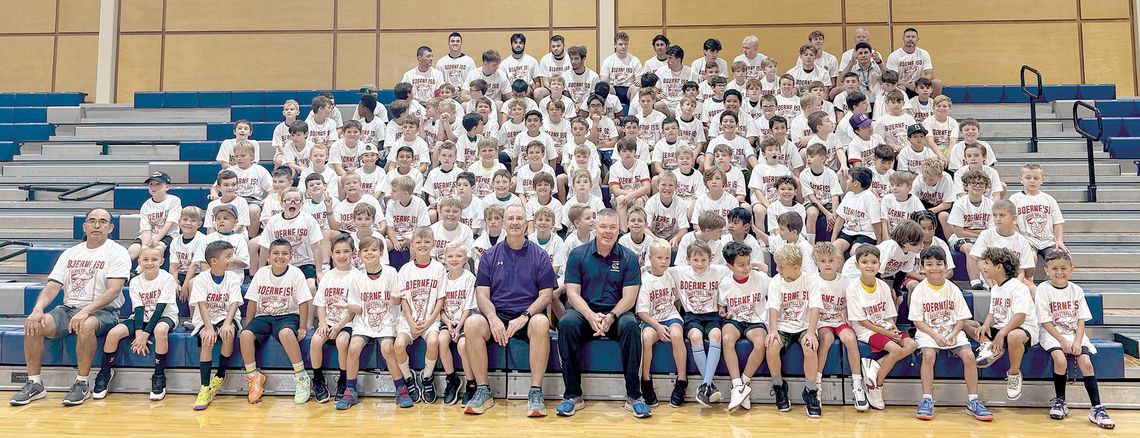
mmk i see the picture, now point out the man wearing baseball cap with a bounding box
[128,171,183,262]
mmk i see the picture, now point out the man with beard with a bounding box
[886,28,943,97]
[10,208,131,406]
[462,205,557,416]
[555,208,650,418]
[535,35,571,101]
[436,32,476,88]
[500,33,540,95]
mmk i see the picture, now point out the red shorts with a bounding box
[868,331,910,353]
[821,323,854,336]
[901,277,919,289]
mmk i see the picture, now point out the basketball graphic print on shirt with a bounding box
[647,286,676,321]
[1048,299,1081,333]
[205,292,230,320]
[861,300,893,331]
[780,291,809,322]
[679,277,720,313]
[724,294,759,322]
[1018,204,1051,241]
[66,260,102,302]
[146,211,166,234]
[323,286,350,324]
[255,284,291,315]
[818,293,845,324]
[922,300,958,338]
[364,290,393,330]
[991,296,1011,326]
[405,277,440,322]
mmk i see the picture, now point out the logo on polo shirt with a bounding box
[611,260,620,272]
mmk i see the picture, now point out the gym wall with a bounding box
[0,0,1132,101]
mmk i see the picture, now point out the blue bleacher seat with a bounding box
[941,86,966,103]
[0,124,12,142]
[134,92,165,108]
[0,107,48,123]
[1001,85,1031,103]
[1096,100,1138,117]
[332,90,360,105]
[196,92,231,108]
[264,91,297,106]
[179,141,222,161]
[205,122,274,141]
[1080,117,1124,138]
[25,247,66,276]
[12,93,48,107]
[230,91,265,106]
[230,106,266,123]
[10,123,55,141]
[377,90,397,106]
[1121,119,1140,137]
[164,91,199,108]
[0,93,14,107]
[46,92,86,106]
[1078,84,1116,100]
[0,141,17,161]
[1105,137,1140,158]
[71,214,120,240]
[965,85,1005,104]
[1042,84,1080,102]
[115,186,210,210]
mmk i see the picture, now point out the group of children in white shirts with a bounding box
[101,29,1112,428]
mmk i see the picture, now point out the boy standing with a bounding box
[189,241,244,410]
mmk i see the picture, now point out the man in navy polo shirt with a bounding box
[556,208,650,418]
[463,205,557,417]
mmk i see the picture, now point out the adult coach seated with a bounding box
[556,208,650,418]
[10,208,131,406]
[463,204,556,417]
[886,27,943,97]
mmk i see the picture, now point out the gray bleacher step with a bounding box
[1069,247,1140,268]
[1000,174,1140,185]
[0,163,149,178]
[1102,290,1140,307]
[0,175,146,184]
[955,103,1056,119]
[1005,186,1140,203]
[106,144,181,155]
[35,143,103,156]
[0,200,111,210]
[983,121,1065,135]
[1065,215,1140,233]
[1064,233,1140,244]
[0,229,72,239]
[14,154,179,162]
[80,105,229,123]
[998,151,1110,162]
[1071,272,1140,283]
[0,214,74,229]
[1104,313,1140,325]
[1056,201,1140,211]
[987,140,1099,155]
[993,162,1119,178]
[0,188,26,201]
[71,125,206,140]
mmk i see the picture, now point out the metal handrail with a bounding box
[1072,101,1102,202]
[1020,65,1043,153]
[18,181,118,202]
[0,240,32,263]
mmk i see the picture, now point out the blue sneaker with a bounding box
[335,388,359,410]
[396,387,414,408]
[915,397,934,420]
[556,396,585,417]
[625,397,652,418]
[966,398,993,421]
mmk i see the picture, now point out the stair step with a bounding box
[0,229,73,239]
[1069,248,1140,268]
[71,125,206,140]
[0,215,74,229]
[40,144,102,155]
[80,105,229,123]
[13,154,179,162]
[0,176,145,184]
[1,164,148,178]
[986,140,1097,155]
[993,162,1120,178]
[1066,216,1140,234]
[106,144,181,155]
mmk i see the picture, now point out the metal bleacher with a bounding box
[2,82,1140,407]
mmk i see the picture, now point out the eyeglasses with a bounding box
[967,180,988,187]
[282,199,303,204]
[761,104,776,109]
[85,218,111,226]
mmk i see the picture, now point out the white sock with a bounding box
[399,361,413,380]
[731,377,742,387]
[28,375,42,384]
[968,394,978,401]
[742,375,750,385]
[807,233,816,243]
[852,374,862,388]
[76,376,88,383]
[922,393,933,400]
[422,359,437,380]
[815,372,823,385]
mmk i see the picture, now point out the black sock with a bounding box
[101,351,115,371]
[1084,375,1101,406]
[155,353,167,376]
[1053,372,1066,399]
[199,361,212,387]
[313,367,325,384]
[215,354,230,378]
[339,369,347,382]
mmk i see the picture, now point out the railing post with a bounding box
[1072,101,1103,202]
[1020,65,1043,153]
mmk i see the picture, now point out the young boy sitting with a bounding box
[673,241,730,407]
[309,234,357,404]
[1009,163,1068,257]
[966,247,1038,401]
[719,207,767,271]
[950,170,995,288]
[847,245,918,411]
[800,144,842,242]
[969,200,1036,287]
[909,246,993,421]
[193,204,251,277]
[767,212,819,275]
[911,157,954,234]
[676,211,726,267]
[644,172,689,249]
[810,242,867,411]
[240,238,313,404]
[384,175,431,268]
[832,167,882,256]
[609,138,652,230]
[764,245,823,416]
[395,227,447,404]
[719,242,772,412]
[340,236,409,409]
[170,206,206,298]
[1037,250,1116,429]
[880,171,924,235]
[471,205,506,266]
[189,241,244,411]
[525,172,563,233]
[636,239,688,408]
[437,242,478,405]
[130,172,182,262]
[952,142,1003,199]
[92,243,178,401]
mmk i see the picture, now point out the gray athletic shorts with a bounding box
[46,305,120,340]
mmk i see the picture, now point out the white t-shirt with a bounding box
[1008,191,1065,250]
[188,271,244,330]
[192,232,250,276]
[561,194,605,229]
[601,53,643,87]
[350,266,402,337]
[429,221,474,262]
[907,280,972,340]
[837,189,881,238]
[767,236,819,274]
[260,212,323,266]
[387,136,431,167]
[774,94,802,119]
[671,265,729,314]
[511,130,557,161]
[748,161,793,203]
[128,270,180,322]
[204,197,250,229]
[677,115,707,147]
[786,65,831,94]
[912,175,955,207]
[230,164,272,200]
[561,68,600,105]
[881,195,924,233]
[139,195,183,236]
[467,161,508,199]
[608,159,651,196]
[355,167,387,196]
[674,234,725,267]
[280,140,313,169]
[846,278,898,342]
[482,192,523,211]
[799,167,842,204]
[537,52,572,81]
[689,191,738,224]
[381,166,426,198]
[847,133,884,165]
[529,232,568,274]
[50,240,131,309]
[672,168,707,203]
[841,239,915,279]
[464,68,508,100]
[655,66,697,106]
[767,273,824,333]
[402,66,446,104]
[424,167,461,200]
[708,134,754,169]
[908,97,935,123]
[691,57,728,78]
[813,274,851,328]
[970,228,1036,271]
[618,232,654,267]
[396,260,447,324]
[169,232,205,275]
[644,194,689,240]
[525,196,564,231]
[734,53,768,80]
[385,197,431,240]
[437,53,477,87]
[460,197,485,235]
[1035,281,1093,340]
[500,54,540,85]
[638,270,683,323]
[314,268,360,328]
[948,196,994,240]
[216,138,261,163]
[328,139,363,173]
[651,139,686,171]
[886,47,934,85]
[331,194,382,234]
[922,116,960,154]
[947,141,997,171]
[873,113,917,147]
[719,272,771,324]
[897,145,938,174]
[306,118,340,146]
[988,278,1039,344]
[246,265,313,316]
[541,117,571,151]
[440,270,477,326]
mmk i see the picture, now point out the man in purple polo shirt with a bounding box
[463,204,557,417]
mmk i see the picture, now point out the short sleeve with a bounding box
[622,250,642,287]
[128,277,144,309]
[47,248,70,285]
[475,250,494,288]
[1034,285,1052,324]
[907,289,924,322]
[107,246,132,279]
[808,281,824,310]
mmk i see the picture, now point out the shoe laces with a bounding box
[1093,406,1109,419]
[528,389,543,405]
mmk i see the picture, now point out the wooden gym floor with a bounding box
[1,392,1133,437]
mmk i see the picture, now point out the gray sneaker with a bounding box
[9,381,46,406]
[61,380,91,406]
[463,386,494,415]
[526,387,547,417]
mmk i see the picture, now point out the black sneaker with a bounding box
[335,375,346,400]
[407,374,422,403]
[696,383,712,407]
[92,369,114,400]
[708,382,722,403]
[641,380,659,406]
[422,375,437,404]
[313,379,330,403]
[443,374,461,405]
[803,387,822,418]
[772,382,790,412]
[149,373,167,401]
[462,380,477,405]
[670,380,688,408]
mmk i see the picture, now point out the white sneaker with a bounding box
[852,385,870,412]
[976,342,1003,369]
[1006,373,1022,400]
[860,358,880,390]
[741,393,751,410]
[867,385,885,410]
[728,383,751,411]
